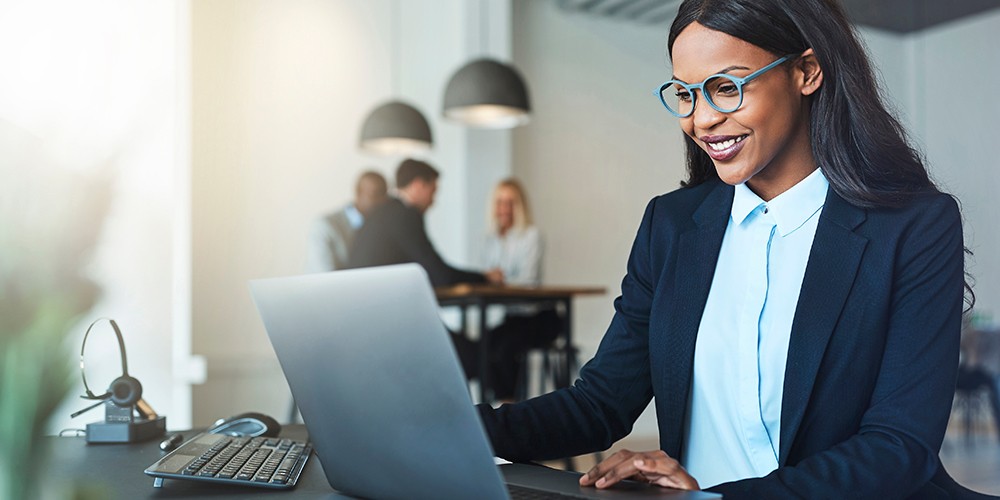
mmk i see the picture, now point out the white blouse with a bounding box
[481,226,542,286]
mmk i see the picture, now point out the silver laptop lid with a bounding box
[249,264,508,500]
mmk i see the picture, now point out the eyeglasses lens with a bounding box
[661,82,693,117]
[660,76,743,116]
[704,76,742,113]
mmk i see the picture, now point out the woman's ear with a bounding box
[797,48,823,96]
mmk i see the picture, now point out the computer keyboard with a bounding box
[144,432,311,489]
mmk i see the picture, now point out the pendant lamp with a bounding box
[442,0,531,129]
[359,100,432,155]
[442,58,531,129]
[358,1,433,156]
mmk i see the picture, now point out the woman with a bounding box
[482,178,561,402]
[476,0,973,498]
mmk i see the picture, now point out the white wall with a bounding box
[511,0,687,437]
[0,0,193,431]
[190,0,514,424]
[511,0,685,350]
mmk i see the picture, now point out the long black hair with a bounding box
[669,0,934,208]
[667,0,974,308]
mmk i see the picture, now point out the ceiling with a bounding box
[556,0,1000,34]
[842,0,1000,33]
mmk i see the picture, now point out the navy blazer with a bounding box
[478,179,968,499]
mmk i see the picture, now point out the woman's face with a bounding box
[494,186,517,233]
[671,22,820,198]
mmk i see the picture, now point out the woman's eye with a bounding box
[675,91,692,102]
[716,84,739,96]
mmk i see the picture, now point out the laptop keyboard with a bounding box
[145,433,311,489]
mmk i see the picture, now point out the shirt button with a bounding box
[763,206,769,214]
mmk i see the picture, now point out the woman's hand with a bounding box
[485,268,505,285]
[578,449,699,491]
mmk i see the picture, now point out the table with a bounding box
[435,284,606,402]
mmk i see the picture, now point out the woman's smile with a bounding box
[701,134,748,161]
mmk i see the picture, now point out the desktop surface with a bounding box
[43,425,718,499]
[44,425,350,499]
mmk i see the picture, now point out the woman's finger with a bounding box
[592,460,643,489]
[634,459,700,490]
[579,450,634,486]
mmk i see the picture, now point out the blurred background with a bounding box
[2,0,998,493]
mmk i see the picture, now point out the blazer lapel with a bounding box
[660,181,732,458]
[778,190,868,464]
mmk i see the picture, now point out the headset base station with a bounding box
[87,416,166,444]
[74,318,168,444]
[86,401,166,444]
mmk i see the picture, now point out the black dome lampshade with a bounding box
[442,58,531,129]
[359,100,433,156]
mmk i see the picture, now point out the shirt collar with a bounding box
[344,204,364,229]
[731,182,764,227]
[731,168,829,236]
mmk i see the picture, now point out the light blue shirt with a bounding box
[344,204,364,229]
[681,168,829,488]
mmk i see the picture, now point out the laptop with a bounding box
[249,264,718,499]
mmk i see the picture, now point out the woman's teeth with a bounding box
[708,136,745,151]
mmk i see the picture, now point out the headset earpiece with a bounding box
[70,318,165,442]
[72,317,152,420]
[109,375,143,408]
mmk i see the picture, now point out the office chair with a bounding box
[952,364,1000,445]
[514,340,580,401]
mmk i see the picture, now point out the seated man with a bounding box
[349,158,501,287]
[349,158,502,379]
[306,170,388,272]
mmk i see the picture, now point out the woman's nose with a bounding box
[691,94,726,129]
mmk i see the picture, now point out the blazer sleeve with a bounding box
[477,199,659,461]
[396,209,486,287]
[710,195,965,499]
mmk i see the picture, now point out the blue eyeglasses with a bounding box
[655,54,794,118]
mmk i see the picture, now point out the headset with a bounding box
[70,318,154,419]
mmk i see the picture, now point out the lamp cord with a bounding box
[391,0,400,95]
[480,0,488,56]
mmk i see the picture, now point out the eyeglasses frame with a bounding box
[655,54,796,118]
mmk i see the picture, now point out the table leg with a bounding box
[560,298,578,471]
[560,299,573,388]
[477,298,489,403]
[460,305,467,335]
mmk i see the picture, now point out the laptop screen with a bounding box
[250,264,509,500]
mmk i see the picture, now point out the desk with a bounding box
[435,284,606,402]
[42,426,717,499]
[43,425,347,499]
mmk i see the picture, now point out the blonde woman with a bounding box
[483,178,560,402]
